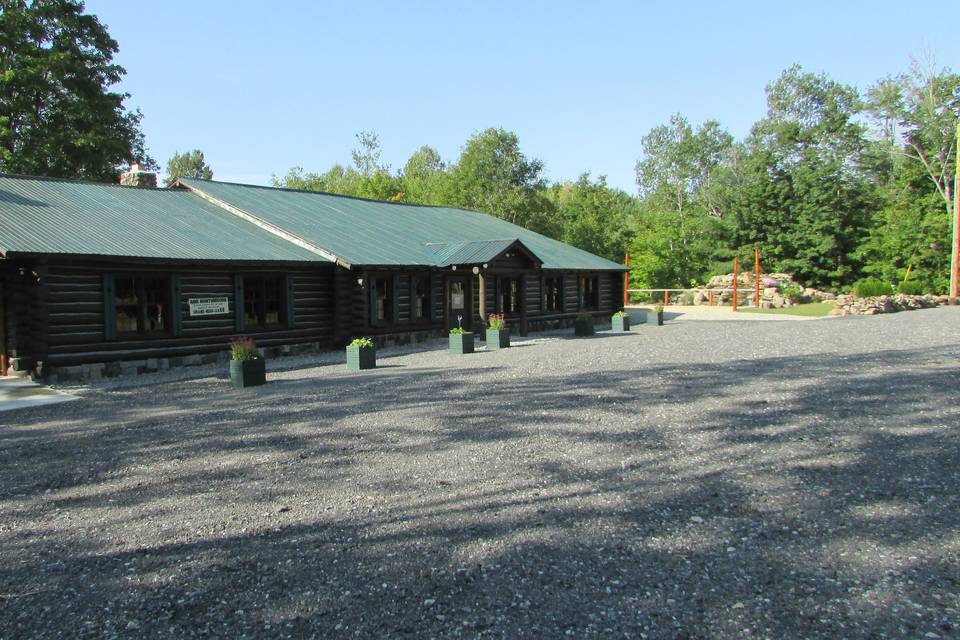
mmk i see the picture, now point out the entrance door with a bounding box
[447,276,470,331]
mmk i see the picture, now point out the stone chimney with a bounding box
[119,162,158,188]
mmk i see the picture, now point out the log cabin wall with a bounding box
[42,259,336,369]
[0,260,49,371]
[342,268,446,346]
[12,257,624,380]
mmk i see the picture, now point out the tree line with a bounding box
[2,2,957,293]
[273,62,958,295]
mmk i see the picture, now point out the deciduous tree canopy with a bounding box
[275,61,957,295]
[0,0,153,181]
[164,149,212,187]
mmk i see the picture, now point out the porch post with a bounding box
[519,274,528,336]
[478,271,486,323]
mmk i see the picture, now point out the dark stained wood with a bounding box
[14,254,623,372]
[519,274,528,336]
[41,260,337,366]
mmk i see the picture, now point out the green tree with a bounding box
[549,173,636,262]
[735,65,874,289]
[867,59,960,215]
[401,145,446,204]
[350,130,403,200]
[273,164,358,194]
[861,60,959,292]
[445,127,559,236]
[0,0,154,180]
[632,115,735,287]
[164,149,213,186]
[272,130,402,200]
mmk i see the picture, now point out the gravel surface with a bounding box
[2,308,959,639]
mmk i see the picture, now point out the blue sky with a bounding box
[86,0,959,193]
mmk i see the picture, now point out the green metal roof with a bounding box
[0,174,330,262]
[180,179,625,271]
[426,239,539,267]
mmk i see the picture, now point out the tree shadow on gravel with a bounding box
[1,343,959,638]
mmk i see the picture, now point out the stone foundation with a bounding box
[44,341,325,384]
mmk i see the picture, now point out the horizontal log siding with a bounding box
[563,273,580,313]
[525,275,541,315]
[332,267,356,345]
[44,262,335,366]
[398,274,411,323]
[599,272,613,311]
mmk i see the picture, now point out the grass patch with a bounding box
[738,302,834,317]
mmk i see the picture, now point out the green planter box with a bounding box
[485,328,510,350]
[449,332,475,354]
[611,315,630,332]
[346,344,376,370]
[229,358,265,388]
[574,317,595,336]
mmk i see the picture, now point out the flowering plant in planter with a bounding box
[485,313,509,350]
[230,336,260,361]
[574,312,595,336]
[654,303,665,326]
[611,310,630,332]
[346,336,376,370]
[228,336,265,388]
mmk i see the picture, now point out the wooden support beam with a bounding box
[478,271,486,322]
[519,274,528,336]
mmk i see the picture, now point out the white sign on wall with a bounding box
[188,297,230,317]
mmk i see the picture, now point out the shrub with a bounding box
[576,312,593,322]
[229,336,259,361]
[654,303,664,313]
[853,278,890,298]
[680,291,694,305]
[349,337,374,348]
[612,310,627,318]
[897,280,925,296]
[449,327,467,335]
[780,282,803,302]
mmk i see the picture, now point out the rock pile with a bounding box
[832,294,952,316]
[693,273,834,308]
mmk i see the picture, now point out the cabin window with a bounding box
[544,275,563,312]
[498,276,520,314]
[578,275,599,310]
[412,276,431,320]
[243,275,286,328]
[114,275,170,335]
[372,276,395,323]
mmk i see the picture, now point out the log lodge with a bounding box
[0,168,625,382]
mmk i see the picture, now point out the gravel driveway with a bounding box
[2,308,959,639]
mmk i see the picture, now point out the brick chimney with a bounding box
[119,162,158,188]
